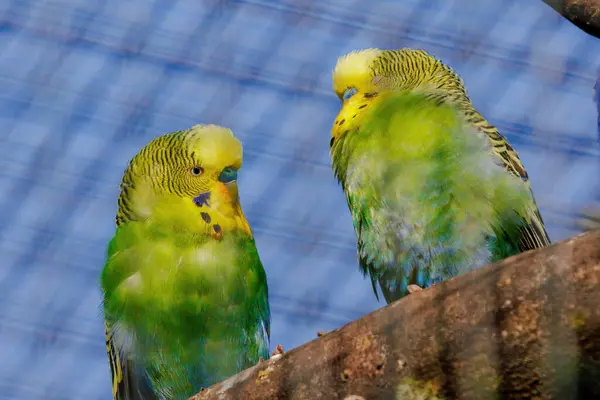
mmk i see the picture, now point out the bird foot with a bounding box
[317,331,329,337]
[270,344,284,360]
[407,284,423,294]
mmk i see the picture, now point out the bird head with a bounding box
[330,48,456,148]
[117,124,252,237]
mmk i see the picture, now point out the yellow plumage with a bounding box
[333,49,382,96]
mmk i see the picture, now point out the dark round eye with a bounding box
[191,166,203,176]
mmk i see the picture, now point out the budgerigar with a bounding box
[329,48,551,304]
[100,125,270,399]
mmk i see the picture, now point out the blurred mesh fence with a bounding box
[1,0,599,399]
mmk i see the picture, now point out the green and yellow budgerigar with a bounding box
[100,125,270,399]
[329,48,551,304]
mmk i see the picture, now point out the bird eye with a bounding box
[191,166,204,176]
[342,87,358,101]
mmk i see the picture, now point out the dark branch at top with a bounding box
[542,0,600,38]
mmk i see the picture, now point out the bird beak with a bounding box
[214,181,253,237]
[234,201,253,237]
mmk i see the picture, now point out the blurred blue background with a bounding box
[1,0,600,398]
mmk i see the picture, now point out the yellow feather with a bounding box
[331,90,391,142]
[183,124,242,172]
[332,48,382,98]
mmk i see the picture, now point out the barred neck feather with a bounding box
[375,49,467,93]
[333,48,469,101]
[117,131,197,226]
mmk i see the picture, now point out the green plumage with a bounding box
[101,125,270,399]
[331,91,542,303]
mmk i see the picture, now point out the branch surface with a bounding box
[191,230,600,400]
[543,0,600,38]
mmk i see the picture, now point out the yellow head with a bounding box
[117,124,252,237]
[331,48,460,146]
[332,48,383,100]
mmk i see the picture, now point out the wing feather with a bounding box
[474,120,552,251]
[105,322,157,400]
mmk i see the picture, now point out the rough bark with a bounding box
[542,0,600,38]
[191,230,600,400]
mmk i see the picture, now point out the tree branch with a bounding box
[542,0,600,38]
[191,230,600,400]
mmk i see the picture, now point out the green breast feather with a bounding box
[100,124,270,399]
[331,91,537,303]
[102,218,270,399]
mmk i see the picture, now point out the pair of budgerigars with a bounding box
[100,48,551,399]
